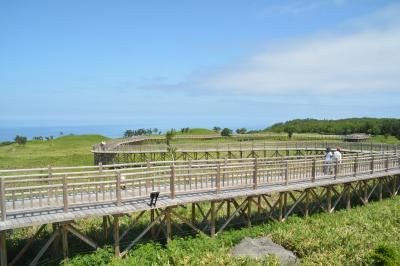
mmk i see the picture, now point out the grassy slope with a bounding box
[0,135,109,169]
[175,128,217,135]
[65,196,400,265]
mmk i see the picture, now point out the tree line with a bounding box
[264,118,400,138]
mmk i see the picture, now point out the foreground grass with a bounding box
[63,196,400,266]
[0,135,109,169]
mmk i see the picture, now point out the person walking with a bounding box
[324,147,333,174]
[333,147,342,162]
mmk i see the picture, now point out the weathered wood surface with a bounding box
[0,153,399,231]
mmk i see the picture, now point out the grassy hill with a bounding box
[175,127,217,135]
[0,134,109,169]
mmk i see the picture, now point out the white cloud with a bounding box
[139,4,400,96]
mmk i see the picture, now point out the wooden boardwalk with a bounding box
[0,145,399,265]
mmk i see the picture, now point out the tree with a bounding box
[236,128,247,134]
[165,129,176,146]
[14,135,27,146]
[221,128,232,137]
[213,126,221,133]
[284,126,295,139]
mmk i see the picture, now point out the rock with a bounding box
[230,237,299,265]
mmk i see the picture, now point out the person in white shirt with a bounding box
[324,147,333,174]
[333,147,342,162]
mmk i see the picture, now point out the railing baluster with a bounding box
[0,177,6,221]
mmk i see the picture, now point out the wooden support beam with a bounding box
[327,186,332,213]
[210,201,216,237]
[9,224,46,266]
[103,216,108,241]
[217,199,248,235]
[0,231,6,266]
[379,178,383,201]
[148,210,155,239]
[120,211,146,242]
[226,200,231,219]
[121,209,167,257]
[191,203,196,225]
[66,224,98,250]
[61,225,69,260]
[304,189,310,216]
[279,192,284,221]
[346,184,351,209]
[113,215,120,257]
[166,207,172,242]
[29,230,60,266]
[170,209,203,234]
[247,197,252,227]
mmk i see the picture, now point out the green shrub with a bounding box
[369,244,399,266]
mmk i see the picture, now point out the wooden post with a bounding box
[116,172,122,206]
[170,165,176,199]
[257,195,261,215]
[385,154,389,172]
[61,225,69,259]
[114,215,120,256]
[48,165,53,201]
[327,186,332,213]
[247,197,252,227]
[62,175,68,213]
[346,184,351,210]
[150,209,155,238]
[210,201,216,237]
[216,163,221,193]
[363,181,368,204]
[285,161,289,185]
[304,189,310,216]
[0,231,6,266]
[226,200,231,219]
[353,157,358,177]
[334,160,339,179]
[253,157,258,189]
[0,178,5,221]
[378,178,383,201]
[279,192,284,221]
[166,207,172,242]
[191,203,196,225]
[103,216,108,241]
[311,158,316,182]
[370,155,375,174]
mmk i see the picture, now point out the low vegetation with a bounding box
[62,196,400,265]
[0,134,109,169]
[264,118,400,138]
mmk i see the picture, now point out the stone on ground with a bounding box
[230,237,299,265]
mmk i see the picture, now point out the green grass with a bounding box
[63,196,400,265]
[175,128,218,135]
[370,135,400,144]
[0,135,109,169]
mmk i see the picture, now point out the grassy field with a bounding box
[62,196,400,266]
[0,135,109,169]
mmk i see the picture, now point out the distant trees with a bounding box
[123,128,156,138]
[33,136,44,141]
[265,118,400,139]
[236,128,247,134]
[165,129,177,146]
[213,126,221,133]
[14,135,27,146]
[221,128,233,137]
[180,127,190,133]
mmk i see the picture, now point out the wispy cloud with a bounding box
[142,3,400,96]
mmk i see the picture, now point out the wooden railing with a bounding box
[1,153,399,221]
[92,134,349,152]
[94,140,398,154]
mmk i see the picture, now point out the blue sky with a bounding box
[1,0,399,130]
